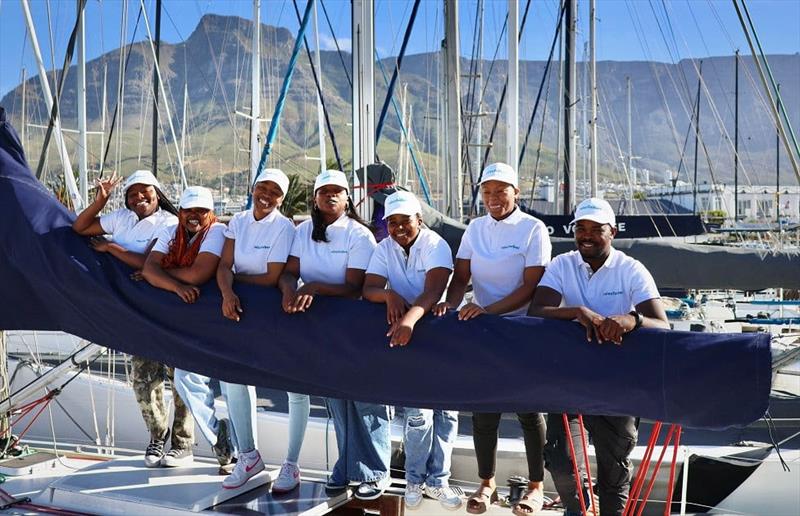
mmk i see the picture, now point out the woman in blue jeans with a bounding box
[215,168,296,489]
[362,191,462,510]
[278,170,388,500]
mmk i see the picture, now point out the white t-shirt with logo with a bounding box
[99,208,178,254]
[290,215,376,284]
[456,207,552,315]
[366,228,453,305]
[538,247,660,317]
[152,222,227,257]
[224,209,295,274]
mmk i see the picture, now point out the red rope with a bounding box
[12,398,54,444]
[352,181,396,208]
[576,415,597,515]
[623,421,662,516]
[663,426,683,516]
[562,414,589,516]
[634,425,676,516]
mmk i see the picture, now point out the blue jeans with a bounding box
[327,398,391,484]
[403,408,458,487]
[287,392,310,463]
[174,369,254,453]
[226,382,258,452]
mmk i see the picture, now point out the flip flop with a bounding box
[512,486,544,515]
[466,485,498,514]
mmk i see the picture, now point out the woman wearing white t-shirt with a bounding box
[142,186,226,467]
[215,169,296,490]
[362,191,462,510]
[277,170,387,501]
[72,170,191,469]
[434,163,552,516]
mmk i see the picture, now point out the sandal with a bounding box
[512,486,544,515]
[466,485,498,514]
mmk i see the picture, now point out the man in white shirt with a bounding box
[529,198,669,516]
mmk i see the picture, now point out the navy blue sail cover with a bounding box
[0,109,770,430]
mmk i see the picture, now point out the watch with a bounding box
[629,310,644,330]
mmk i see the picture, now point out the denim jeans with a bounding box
[287,392,310,463]
[174,369,253,453]
[403,407,458,487]
[226,382,258,452]
[327,398,391,484]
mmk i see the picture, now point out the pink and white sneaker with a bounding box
[271,461,300,493]
[222,450,265,489]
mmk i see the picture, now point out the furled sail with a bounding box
[0,109,769,429]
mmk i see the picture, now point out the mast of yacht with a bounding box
[776,83,781,225]
[20,0,83,211]
[589,0,598,197]
[151,0,162,177]
[181,83,189,170]
[443,0,462,219]
[20,68,26,149]
[692,62,702,214]
[475,0,484,179]
[563,0,576,214]
[312,0,326,172]
[734,50,739,221]
[250,0,261,184]
[352,0,375,220]
[77,0,88,203]
[507,0,518,168]
[627,76,633,201]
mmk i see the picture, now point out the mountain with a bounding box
[1,13,797,190]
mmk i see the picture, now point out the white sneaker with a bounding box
[222,450,265,489]
[424,485,463,510]
[160,447,193,467]
[272,461,300,493]
[404,483,424,509]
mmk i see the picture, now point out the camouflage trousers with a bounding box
[131,356,194,450]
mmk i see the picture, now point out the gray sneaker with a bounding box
[161,447,194,467]
[212,418,234,466]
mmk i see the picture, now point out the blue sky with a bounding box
[1,0,798,98]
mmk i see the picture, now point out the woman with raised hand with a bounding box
[277,169,387,500]
[362,191,462,510]
[142,186,226,467]
[433,163,552,516]
[216,169,296,489]
[72,170,191,469]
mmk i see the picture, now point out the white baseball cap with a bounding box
[179,186,215,210]
[254,168,290,195]
[571,197,616,227]
[314,169,349,194]
[479,162,518,188]
[123,169,160,193]
[382,191,422,220]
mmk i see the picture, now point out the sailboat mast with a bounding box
[506,0,518,167]
[589,0,598,197]
[563,0,576,214]
[312,0,326,172]
[776,83,781,224]
[444,0,462,219]
[250,0,261,184]
[352,0,375,220]
[475,0,484,179]
[151,0,162,177]
[77,0,88,202]
[693,61,702,214]
[20,68,26,148]
[627,76,632,200]
[734,50,739,221]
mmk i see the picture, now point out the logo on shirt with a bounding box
[501,244,520,250]
[603,290,624,297]
[253,245,271,250]
[330,250,348,254]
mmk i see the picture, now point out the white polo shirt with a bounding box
[538,247,660,317]
[290,215,376,284]
[224,208,295,274]
[99,208,177,254]
[366,228,453,304]
[456,207,551,315]
[152,222,227,257]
